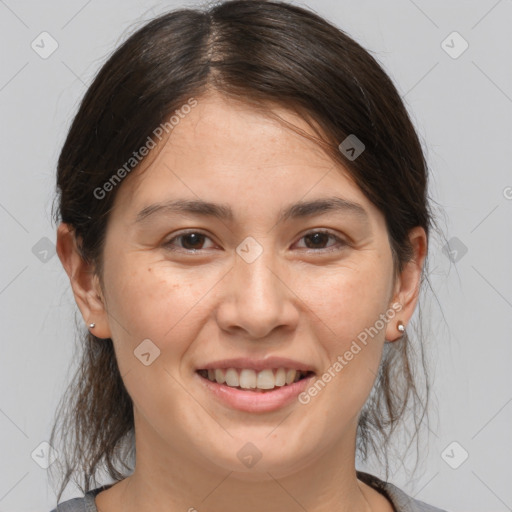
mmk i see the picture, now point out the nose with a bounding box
[215,245,300,340]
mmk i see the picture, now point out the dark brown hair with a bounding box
[50,0,442,503]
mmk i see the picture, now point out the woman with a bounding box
[49,1,448,511]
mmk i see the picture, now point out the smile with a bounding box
[195,368,316,413]
[196,367,314,392]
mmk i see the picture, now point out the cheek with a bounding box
[102,254,226,368]
[306,263,391,344]
[99,261,208,417]
[301,266,391,403]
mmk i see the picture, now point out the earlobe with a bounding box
[384,316,407,344]
[56,223,112,339]
[385,226,427,343]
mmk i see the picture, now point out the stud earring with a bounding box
[88,323,96,329]
[397,320,405,334]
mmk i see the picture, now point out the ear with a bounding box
[385,226,427,342]
[56,223,112,339]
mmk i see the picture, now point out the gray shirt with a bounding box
[49,471,449,512]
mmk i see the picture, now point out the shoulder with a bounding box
[357,471,450,512]
[49,477,450,512]
[48,496,86,512]
[47,484,111,512]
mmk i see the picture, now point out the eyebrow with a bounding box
[134,196,370,226]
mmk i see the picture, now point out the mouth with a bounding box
[196,368,315,393]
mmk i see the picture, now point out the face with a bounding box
[65,91,421,480]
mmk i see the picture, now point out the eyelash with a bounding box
[162,229,348,254]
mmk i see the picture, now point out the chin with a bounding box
[197,440,312,480]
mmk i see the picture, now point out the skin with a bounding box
[57,90,427,512]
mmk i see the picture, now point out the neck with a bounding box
[111,410,376,512]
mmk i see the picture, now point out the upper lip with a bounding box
[196,356,316,374]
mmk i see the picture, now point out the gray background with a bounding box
[1,0,511,511]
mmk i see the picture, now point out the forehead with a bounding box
[110,91,379,222]
[162,92,333,172]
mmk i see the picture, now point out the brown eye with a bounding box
[295,230,347,252]
[164,231,215,252]
[179,233,206,250]
[303,232,331,249]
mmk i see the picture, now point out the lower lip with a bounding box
[195,371,315,413]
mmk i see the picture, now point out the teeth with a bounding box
[286,368,296,385]
[225,368,239,387]
[275,367,286,386]
[200,367,309,390]
[214,368,225,384]
[239,369,256,389]
[256,369,275,389]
